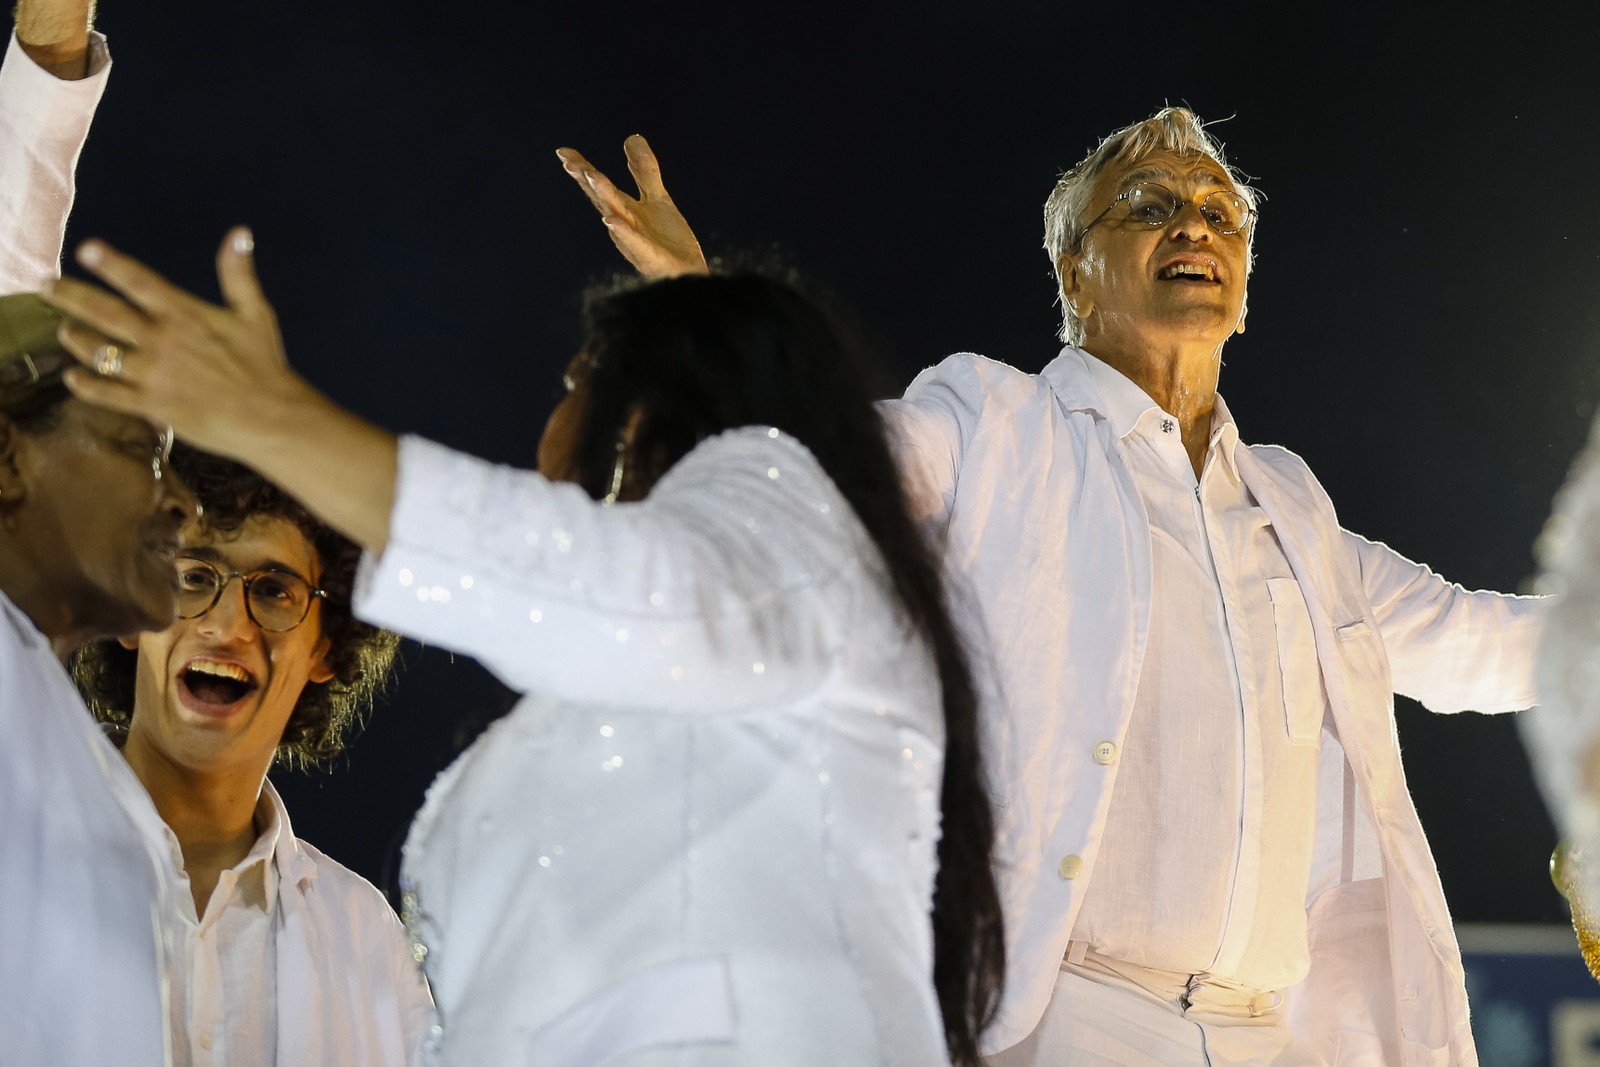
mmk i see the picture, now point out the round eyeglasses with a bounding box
[1075,182,1254,250]
[175,556,328,633]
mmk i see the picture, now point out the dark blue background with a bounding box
[64,0,1600,924]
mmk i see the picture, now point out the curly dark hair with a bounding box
[71,443,401,768]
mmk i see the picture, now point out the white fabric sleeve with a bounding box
[0,29,109,292]
[1350,529,1544,713]
[876,353,990,531]
[354,430,852,712]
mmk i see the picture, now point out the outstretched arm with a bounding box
[556,135,709,279]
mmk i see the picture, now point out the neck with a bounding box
[121,727,268,912]
[1083,331,1226,477]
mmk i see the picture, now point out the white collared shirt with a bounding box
[163,789,281,1067]
[1066,354,1323,993]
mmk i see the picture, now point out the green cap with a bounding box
[0,293,75,396]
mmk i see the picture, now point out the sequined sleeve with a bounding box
[0,32,110,291]
[354,427,862,712]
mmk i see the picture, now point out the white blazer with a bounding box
[883,348,1542,1066]
[356,430,952,1066]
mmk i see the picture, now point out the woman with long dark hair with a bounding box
[48,242,1004,1065]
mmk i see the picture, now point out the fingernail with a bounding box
[232,227,255,255]
[77,242,103,266]
[601,216,620,230]
[584,172,599,191]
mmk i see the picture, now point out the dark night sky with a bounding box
[61,1,1600,923]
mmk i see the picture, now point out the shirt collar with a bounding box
[1074,348,1244,478]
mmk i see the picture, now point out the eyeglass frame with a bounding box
[174,555,329,633]
[1073,181,1255,252]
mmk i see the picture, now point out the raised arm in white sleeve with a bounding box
[1351,530,1544,713]
[876,353,994,533]
[353,428,862,713]
[0,28,108,291]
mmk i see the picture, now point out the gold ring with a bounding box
[92,343,123,378]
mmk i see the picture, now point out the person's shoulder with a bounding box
[1242,440,1319,481]
[290,837,402,925]
[906,350,1059,410]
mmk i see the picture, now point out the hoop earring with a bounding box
[601,436,627,506]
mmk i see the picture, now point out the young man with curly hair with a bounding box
[73,445,433,1065]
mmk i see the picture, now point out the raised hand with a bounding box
[42,230,399,551]
[556,135,709,279]
[40,229,308,464]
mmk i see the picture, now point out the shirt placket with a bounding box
[1200,462,1265,981]
[189,871,236,1065]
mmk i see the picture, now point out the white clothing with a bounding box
[1525,413,1600,900]
[158,780,433,1067]
[0,30,108,292]
[984,963,1326,1067]
[356,430,950,1066]
[0,32,175,1067]
[0,32,435,1065]
[0,592,176,1067]
[1069,354,1321,995]
[883,348,1542,1064]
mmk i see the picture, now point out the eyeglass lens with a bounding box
[1124,183,1249,234]
[175,558,315,631]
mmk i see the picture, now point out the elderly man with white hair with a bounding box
[555,110,1544,1066]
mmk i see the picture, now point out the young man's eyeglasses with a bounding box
[175,556,327,633]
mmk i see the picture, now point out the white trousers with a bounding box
[984,964,1329,1067]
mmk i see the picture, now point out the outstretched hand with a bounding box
[41,229,310,465]
[556,135,709,279]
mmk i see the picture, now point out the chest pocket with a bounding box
[1266,578,1326,747]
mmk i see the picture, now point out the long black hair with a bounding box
[571,270,1004,1063]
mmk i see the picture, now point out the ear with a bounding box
[0,414,25,505]
[1058,253,1094,322]
[306,634,335,685]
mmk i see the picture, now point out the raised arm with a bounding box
[1,0,108,290]
[42,236,845,711]
[16,0,92,79]
[556,135,709,278]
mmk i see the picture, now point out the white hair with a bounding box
[1043,107,1261,345]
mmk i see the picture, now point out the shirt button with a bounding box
[199,1034,212,1050]
[1160,418,1175,434]
[1092,741,1118,765]
[1058,854,1083,880]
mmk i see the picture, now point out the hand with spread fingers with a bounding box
[556,135,709,279]
[41,228,306,463]
[41,229,399,553]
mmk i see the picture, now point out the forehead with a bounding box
[1095,150,1238,203]
[180,513,321,578]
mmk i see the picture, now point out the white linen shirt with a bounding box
[0,592,177,1067]
[157,780,433,1067]
[356,429,951,1067]
[883,347,1543,1065]
[1068,354,1322,995]
[0,31,179,1067]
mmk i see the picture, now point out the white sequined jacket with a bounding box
[883,349,1544,1066]
[356,430,952,1067]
